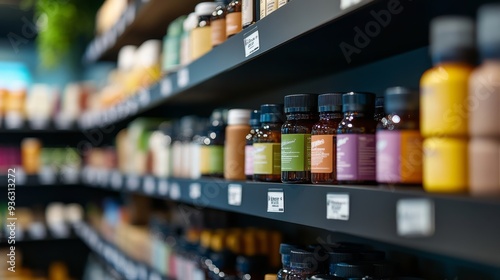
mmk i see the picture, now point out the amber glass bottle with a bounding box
[253,104,284,182]
[337,92,377,185]
[211,0,230,47]
[226,0,242,38]
[281,94,319,183]
[311,93,343,184]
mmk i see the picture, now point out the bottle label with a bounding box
[253,143,281,175]
[278,0,287,7]
[226,12,242,37]
[245,145,254,176]
[200,145,210,175]
[311,135,335,173]
[191,26,212,60]
[208,145,224,174]
[337,134,376,181]
[281,134,311,172]
[376,130,423,184]
[242,0,254,26]
[211,18,226,46]
[266,0,278,15]
[260,0,266,18]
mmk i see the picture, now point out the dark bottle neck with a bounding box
[343,111,372,118]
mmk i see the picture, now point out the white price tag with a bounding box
[397,199,435,237]
[267,190,284,213]
[170,182,181,200]
[189,183,201,200]
[177,68,190,88]
[158,179,169,196]
[244,29,260,57]
[127,175,140,190]
[340,0,362,10]
[326,193,350,221]
[228,184,242,206]
[15,167,26,186]
[161,78,173,96]
[143,176,156,195]
[110,170,123,189]
[139,88,150,106]
[39,166,56,185]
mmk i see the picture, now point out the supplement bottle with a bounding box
[202,109,227,178]
[376,87,422,185]
[211,0,230,47]
[287,249,321,280]
[224,109,252,180]
[469,4,500,196]
[226,0,242,38]
[245,110,261,179]
[277,243,297,280]
[331,262,373,279]
[281,94,318,183]
[253,104,284,182]
[266,0,278,16]
[337,92,377,184]
[311,93,343,184]
[180,13,198,65]
[374,96,385,122]
[191,2,218,60]
[242,0,259,28]
[420,16,475,193]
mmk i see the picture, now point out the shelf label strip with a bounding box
[267,189,284,213]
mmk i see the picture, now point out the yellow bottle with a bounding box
[420,16,475,193]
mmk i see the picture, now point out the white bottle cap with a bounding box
[137,39,162,68]
[227,109,251,125]
[195,2,218,16]
[64,203,84,224]
[46,202,66,226]
[118,45,137,71]
[184,12,199,32]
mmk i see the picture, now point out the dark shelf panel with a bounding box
[83,0,202,62]
[80,0,492,129]
[0,170,80,186]
[0,226,77,245]
[0,120,80,134]
[81,168,500,268]
[74,222,169,280]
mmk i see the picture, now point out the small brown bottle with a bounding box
[211,0,230,47]
[224,109,252,180]
[281,94,319,184]
[311,93,344,184]
[226,0,242,38]
[253,104,284,182]
[337,92,377,185]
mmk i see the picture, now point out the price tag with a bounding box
[139,88,150,106]
[61,166,79,184]
[267,190,284,213]
[15,167,26,186]
[228,184,242,206]
[170,182,181,200]
[110,170,123,190]
[158,179,169,196]
[397,199,435,237]
[127,175,140,190]
[244,29,260,57]
[326,194,350,221]
[177,68,190,88]
[143,176,156,195]
[160,78,173,96]
[189,183,201,200]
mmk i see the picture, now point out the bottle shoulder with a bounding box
[421,63,474,85]
[338,116,378,134]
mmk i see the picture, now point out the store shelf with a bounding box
[81,168,500,268]
[80,0,492,129]
[0,120,80,134]
[83,0,202,62]
[74,222,169,280]
[0,226,77,244]
[0,169,80,186]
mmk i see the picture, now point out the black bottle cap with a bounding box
[284,94,318,113]
[342,92,376,114]
[249,110,261,127]
[430,16,475,64]
[358,250,385,261]
[307,274,344,280]
[290,249,318,269]
[385,87,419,112]
[180,115,198,139]
[260,104,285,123]
[280,243,298,255]
[332,261,373,278]
[375,97,384,108]
[328,250,357,264]
[318,93,343,113]
[477,4,500,59]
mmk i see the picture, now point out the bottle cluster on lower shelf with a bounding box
[0,255,74,280]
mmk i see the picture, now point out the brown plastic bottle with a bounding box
[311,93,343,184]
[253,104,284,182]
[281,94,319,184]
[337,92,377,185]
[224,109,252,180]
[226,0,242,38]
